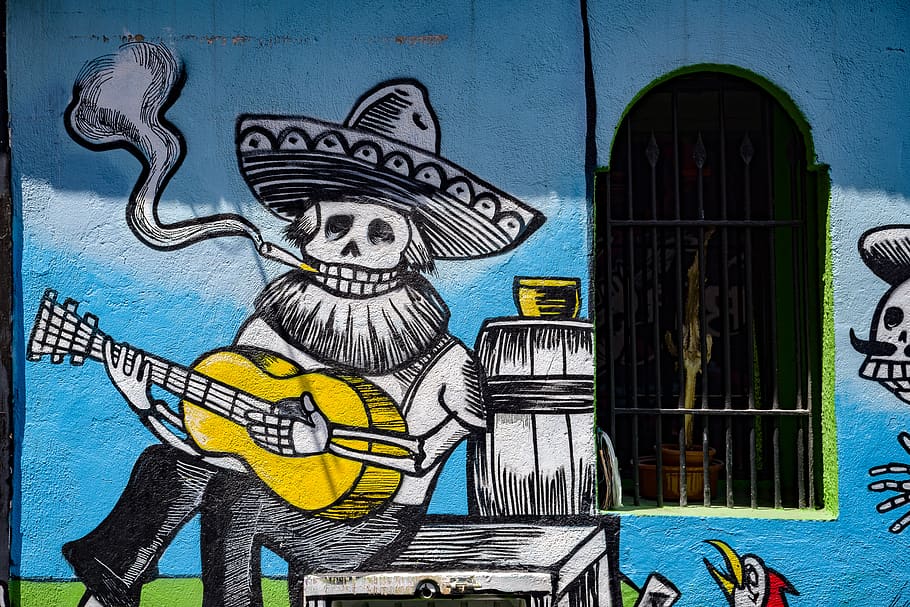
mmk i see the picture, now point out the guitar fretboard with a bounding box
[28,291,271,424]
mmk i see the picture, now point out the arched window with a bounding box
[595,71,827,509]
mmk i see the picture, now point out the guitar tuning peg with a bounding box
[42,289,58,304]
[64,298,79,313]
[51,353,65,364]
[26,352,42,362]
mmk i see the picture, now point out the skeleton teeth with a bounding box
[861,360,876,379]
[325,277,339,291]
[318,262,329,274]
[354,270,370,282]
[886,380,910,391]
[340,266,354,279]
[351,282,364,296]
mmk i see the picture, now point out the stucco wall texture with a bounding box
[6,1,910,606]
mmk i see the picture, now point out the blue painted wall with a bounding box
[8,0,910,605]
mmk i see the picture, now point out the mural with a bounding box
[703,541,797,607]
[10,2,910,607]
[851,225,910,532]
[851,226,910,405]
[868,431,910,534]
[622,573,680,607]
[21,41,628,607]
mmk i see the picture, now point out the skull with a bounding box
[305,201,411,271]
[853,278,910,403]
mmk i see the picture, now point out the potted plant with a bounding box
[655,230,722,501]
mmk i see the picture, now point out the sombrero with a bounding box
[236,79,544,260]
[859,225,910,286]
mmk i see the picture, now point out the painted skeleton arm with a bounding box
[328,387,477,476]
[102,338,245,471]
[249,355,482,476]
[869,431,910,533]
[330,347,485,475]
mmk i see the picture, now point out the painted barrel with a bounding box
[470,317,595,516]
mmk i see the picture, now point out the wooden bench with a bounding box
[302,516,621,607]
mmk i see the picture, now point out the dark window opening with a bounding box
[595,72,824,509]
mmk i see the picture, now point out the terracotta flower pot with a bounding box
[637,445,723,501]
[660,444,716,466]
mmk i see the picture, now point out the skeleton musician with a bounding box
[59,78,544,607]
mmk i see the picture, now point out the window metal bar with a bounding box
[773,416,782,508]
[719,86,728,220]
[720,91,733,412]
[605,219,803,227]
[694,134,709,417]
[673,92,687,508]
[787,137,805,510]
[750,418,758,508]
[793,136,812,510]
[726,416,734,507]
[646,132,664,507]
[703,425,711,506]
[763,101,781,412]
[801,162,816,509]
[614,407,812,416]
[672,96,686,409]
[788,138,805,416]
[679,426,687,506]
[626,121,641,505]
[739,133,755,509]
[717,88,730,508]
[798,419,806,508]
[604,178,617,442]
[791,136,816,509]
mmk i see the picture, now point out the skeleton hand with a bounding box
[103,338,154,414]
[869,431,910,533]
[246,393,330,456]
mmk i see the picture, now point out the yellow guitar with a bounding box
[27,289,413,520]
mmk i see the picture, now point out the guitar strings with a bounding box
[37,302,412,455]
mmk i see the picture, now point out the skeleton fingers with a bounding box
[869,431,910,533]
[246,394,330,456]
[103,338,155,414]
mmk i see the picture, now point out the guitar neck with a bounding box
[113,344,271,425]
[27,292,269,425]
[28,290,420,460]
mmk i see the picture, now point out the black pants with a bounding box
[63,445,426,607]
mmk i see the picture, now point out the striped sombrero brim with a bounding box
[236,115,544,260]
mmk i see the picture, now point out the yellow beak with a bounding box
[705,539,744,598]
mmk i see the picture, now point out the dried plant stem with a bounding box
[666,230,714,448]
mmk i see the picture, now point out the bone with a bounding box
[66,42,306,269]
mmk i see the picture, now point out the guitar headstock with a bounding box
[27,289,102,366]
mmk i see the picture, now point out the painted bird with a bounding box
[704,540,799,607]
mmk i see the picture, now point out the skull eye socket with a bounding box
[885,306,904,330]
[325,214,354,241]
[368,218,395,245]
